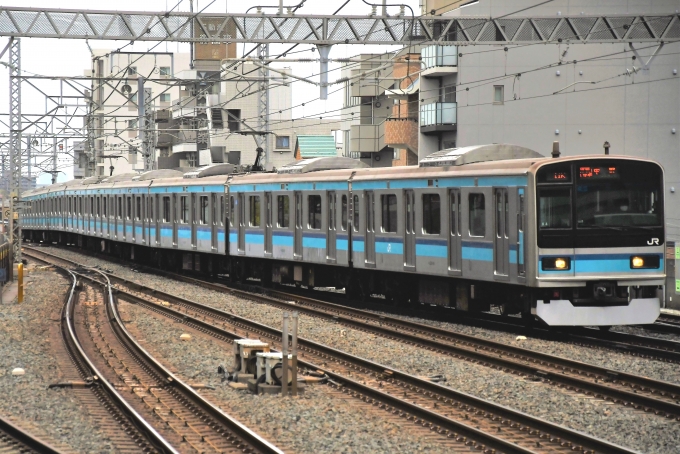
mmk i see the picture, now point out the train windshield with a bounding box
[575,162,662,228]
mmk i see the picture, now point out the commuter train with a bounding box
[21,144,665,327]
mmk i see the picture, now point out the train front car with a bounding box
[530,156,665,327]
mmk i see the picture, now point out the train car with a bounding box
[22,144,665,327]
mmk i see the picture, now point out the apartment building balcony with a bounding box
[385,117,418,153]
[421,45,458,78]
[350,122,385,154]
[171,96,206,118]
[420,102,457,134]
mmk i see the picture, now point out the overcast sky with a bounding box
[0,0,421,183]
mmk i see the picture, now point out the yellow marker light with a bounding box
[631,256,644,268]
[554,258,567,269]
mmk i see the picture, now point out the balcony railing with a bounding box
[421,45,457,69]
[420,102,457,127]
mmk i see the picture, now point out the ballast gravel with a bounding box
[121,301,450,454]
[0,265,117,453]
[44,246,680,453]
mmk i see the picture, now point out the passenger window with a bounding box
[199,196,209,224]
[353,195,360,232]
[422,194,441,235]
[249,196,261,227]
[308,195,322,229]
[148,197,153,220]
[103,198,107,217]
[277,195,290,228]
[117,198,122,219]
[381,194,397,233]
[163,197,171,222]
[180,196,189,223]
[469,193,486,237]
[96,198,101,217]
[341,195,348,231]
[229,196,235,226]
[127,197,132,220]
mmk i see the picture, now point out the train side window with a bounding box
[220,196,225,226]
[422,194,441,235]
[352,195,360,231]
[199,196,209,224]
[126,197,132,220]
[341,195,348,231]
[103,197,107,217]
[381,194,397,233]
[117,197,122,219]
[469,193,486,237]
[277,195,290,228]
[249,196,261,227]
[229,196,235,226]
[180,196,189,223]
[163,197,171,222]
[148,197,153,220]
[79,198,83,215]
[308,195,322,229]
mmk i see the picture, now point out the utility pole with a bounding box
[257,43,269,169]
[138,77,154,171]
[52,137,57,184]
[8,37,22,263]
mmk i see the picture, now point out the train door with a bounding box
[327,191,337,262]
[191,194,197,249]
[448,189,462,274]
[404,189,416,270]
[494,188,510,277]
[294,191,303,260]
[237,193,246,254]
[264,192,273,257]
[364,191,376,267]
[211,194,218,252]
[517,188,526,282]
[172,194,178,247]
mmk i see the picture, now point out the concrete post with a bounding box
[281,312,289,396]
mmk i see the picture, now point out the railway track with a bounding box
[25,247,637,454]
[642,312,680,336]
[31,250,283,454]
[0,414,62,454]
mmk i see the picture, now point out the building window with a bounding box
[469,193,486,237]
[130,93,138,104]
[276,136,290,149]
[163,197,171,222]
[277,195,290,228]
[308,195,322,229]
[160,93,171,102]
[226,109,241,132]
[199,196,209,224]
[180,196,189,223]
[493,85,504,105]
[341,195,348,231]
[127,66,137,76]
[128,119,137,129]
[159,66,171,76]
[381,194,397,233]
[249,196,261,227]
[422,194,441,234]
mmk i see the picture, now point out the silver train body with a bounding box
[22,145,665,326]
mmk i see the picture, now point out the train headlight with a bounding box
[630,255,660,269]
[542,257,571,271]
[631,256,644,268]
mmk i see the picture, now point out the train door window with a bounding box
[341,195,348,231]
[135,197,142,220]
[96,197,101,217]
[249,196,261,227]
[125,197,131,220]
[538,189,571,229]
[220,196,225,226]
[163,197,171,222]
[199,196,209,224]
[353,195,360,231]
[116,197,121,218]
[180,196,189,223]
[422,194,441,234]
[148,197,153,220]
[469,193,486,237]
[90,197,94,216]
[103,197,107,217]
[79,198,82,215]
[381,194,398,233]
[308,195,322,229]
[277,195,290,228]
[229,196,235,226]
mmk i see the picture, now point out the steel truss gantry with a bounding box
[8,38,21,262]
[0,7,678,45]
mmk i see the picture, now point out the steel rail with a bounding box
[0,414,63,454]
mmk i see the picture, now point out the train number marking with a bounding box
[647,238,660,245]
